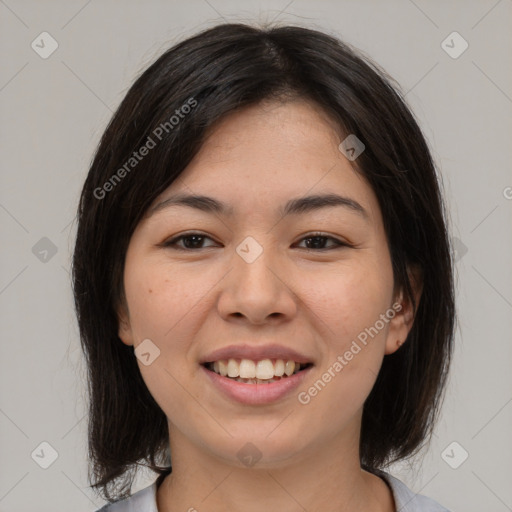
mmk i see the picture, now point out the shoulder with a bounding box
[94,481,158,512]
[376,470,451,512]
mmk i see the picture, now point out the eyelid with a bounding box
[161,230,352,251]
[161,231,218,250]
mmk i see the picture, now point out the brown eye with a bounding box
[162,231,350,252]
[163,232,218,250]
[295,233,348,251]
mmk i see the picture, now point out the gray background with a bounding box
[1,0,511,511]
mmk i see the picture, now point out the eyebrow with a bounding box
[148,193,369,220]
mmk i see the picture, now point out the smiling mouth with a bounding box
[203,358,313,384]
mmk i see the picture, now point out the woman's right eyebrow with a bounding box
[148,193,369,222]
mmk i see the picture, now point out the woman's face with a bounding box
[118,99,413,468]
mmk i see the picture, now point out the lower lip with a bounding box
[201,365,312,405]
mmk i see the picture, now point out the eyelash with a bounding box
[162,231,350,252]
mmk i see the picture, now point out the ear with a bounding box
[384,264,423,355]
[117,302,135,347]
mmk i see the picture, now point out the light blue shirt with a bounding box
[96,470,450,511]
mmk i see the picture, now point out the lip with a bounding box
[201,364,313,405]
[200,344,314,365]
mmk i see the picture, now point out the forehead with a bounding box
[150,99,381,223]
[191,98,343,167]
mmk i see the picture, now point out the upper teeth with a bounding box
[211,359,301,379]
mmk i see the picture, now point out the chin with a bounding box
[198,422,313,469]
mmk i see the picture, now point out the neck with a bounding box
[156,422,395,512]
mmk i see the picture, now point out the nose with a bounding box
[216,244,297,325]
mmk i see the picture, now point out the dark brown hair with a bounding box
[72,22,455,502]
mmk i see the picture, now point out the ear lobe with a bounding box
[384,265,423,355]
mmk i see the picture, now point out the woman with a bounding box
[73,22,455,511]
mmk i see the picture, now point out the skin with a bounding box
[118,98,421,512]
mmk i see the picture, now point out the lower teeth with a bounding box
[233,377,281,384]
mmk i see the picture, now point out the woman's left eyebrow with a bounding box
[148,193,369,221]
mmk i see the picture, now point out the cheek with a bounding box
[124,260,209,342]
[300,257,394,346]
[123,262,210,422]
[294,256,394,422]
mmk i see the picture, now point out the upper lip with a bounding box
[200,344,314,365]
